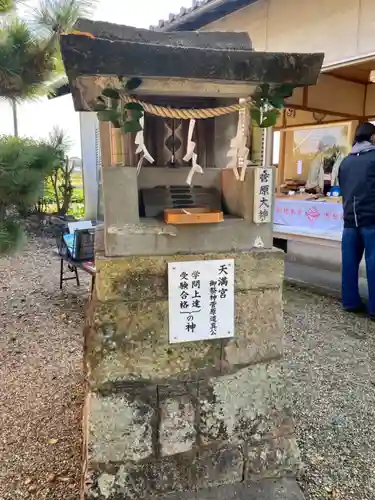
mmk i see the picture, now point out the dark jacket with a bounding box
[339,142,375,228]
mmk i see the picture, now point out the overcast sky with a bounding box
[0,0,185,156]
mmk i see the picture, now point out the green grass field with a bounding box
[70,172,84,218]
[71,171,83,186]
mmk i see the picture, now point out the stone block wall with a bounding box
[83,249,300,499]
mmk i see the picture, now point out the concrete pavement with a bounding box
[284,259,369,300]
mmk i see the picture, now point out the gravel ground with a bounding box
[0,236,89,500]
[284,285,375,500]
[2,236,375,500]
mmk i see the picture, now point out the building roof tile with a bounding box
[150,0,256,32]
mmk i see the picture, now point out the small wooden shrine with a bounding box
[59,19,324,500]
[60,18,323,257]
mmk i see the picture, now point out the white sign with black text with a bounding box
[168,259,235,343]
[253,167,273,224]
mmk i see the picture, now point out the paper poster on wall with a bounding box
[168,259,235,343]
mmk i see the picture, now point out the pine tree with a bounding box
[0,0,96,254]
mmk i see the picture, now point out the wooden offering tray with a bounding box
[164,207,224,225]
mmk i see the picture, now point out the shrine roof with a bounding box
[74,18,253,50]
[60,19,323,111]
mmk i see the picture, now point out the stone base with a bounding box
[194,479,305,500]
[83,248,301,500]
[88,479,305,500]
[162,479,305,500]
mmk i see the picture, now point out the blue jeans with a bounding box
[342,226,375,315]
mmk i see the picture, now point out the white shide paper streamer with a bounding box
[135,115,155,175]
[226,101,251,181]
[183,119,203,185]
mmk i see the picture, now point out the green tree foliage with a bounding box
[0,0,96,253]
[0,0,14,14]
[44,126,77,216]
[0,135,62,253]
[0,19,56,99]
[0,0,97,99]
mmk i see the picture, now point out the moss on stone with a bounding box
[95,249,284,302]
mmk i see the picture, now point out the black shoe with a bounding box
[344,305,367,314]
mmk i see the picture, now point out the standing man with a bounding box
[339,122,375,316]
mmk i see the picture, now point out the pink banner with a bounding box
[274,198,343,232]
